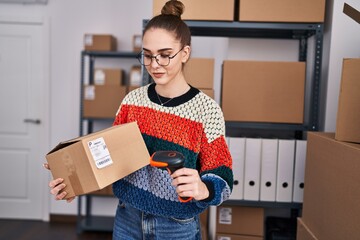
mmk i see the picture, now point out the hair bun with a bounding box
[161,0,184,18]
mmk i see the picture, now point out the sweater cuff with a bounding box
[201,180,215,202]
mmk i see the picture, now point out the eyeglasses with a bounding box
[137,48,183,67]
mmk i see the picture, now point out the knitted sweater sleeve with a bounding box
[196,96,233,208]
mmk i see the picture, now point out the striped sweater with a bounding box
[112,83,233,219]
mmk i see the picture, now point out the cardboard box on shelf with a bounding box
[84,34,117,51]
[238,0,326,23]
[335,58,360,144]
[46,122,150,199]
[83,85,126,119]
[94,68,124,85]
[216,233,263,240]
[302,132,360,240]
[184,58,214,89]
[153,0,234,21]
[221,60,305,124]
[216,205,264,236]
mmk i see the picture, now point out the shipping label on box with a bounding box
[46,122,150,199]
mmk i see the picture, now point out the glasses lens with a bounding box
[155,54,170,66]
[137,53,150,66]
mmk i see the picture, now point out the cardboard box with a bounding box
[153,0,234,21]
[46,122,150,199]
[302,132,360,240]
[184,58,214,89]
[296,218,318,240]
[84,34,117,51]
[216,205,264,236]
[335,58,360,143]
[216,233,263,240]
[92,184,113,196]
[239,0,326,23]
[94,68,123,85]
[221,60,305,123]
[83,85,126,118]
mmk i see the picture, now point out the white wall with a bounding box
[323,0,360,131]
[0,0,359,217]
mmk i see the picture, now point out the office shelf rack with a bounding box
[77,50,138,233]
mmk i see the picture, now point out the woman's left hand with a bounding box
[171,168,209,201]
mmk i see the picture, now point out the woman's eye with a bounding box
[143,54,152,59]
[159,54,170,59]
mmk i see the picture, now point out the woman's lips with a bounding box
[152,72,164,78]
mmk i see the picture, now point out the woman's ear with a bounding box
[181,45,191,63]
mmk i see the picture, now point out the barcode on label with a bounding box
[88,137,113,169]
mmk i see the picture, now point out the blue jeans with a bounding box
[113,201,201,240]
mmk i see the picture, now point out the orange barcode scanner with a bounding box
[150,151,193,203]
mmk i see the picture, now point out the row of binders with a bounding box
[227,137,307,203]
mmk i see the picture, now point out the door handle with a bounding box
[24,119,41,124]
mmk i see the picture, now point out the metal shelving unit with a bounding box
[77,50,138,233]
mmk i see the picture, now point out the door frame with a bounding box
[0,14,51,221]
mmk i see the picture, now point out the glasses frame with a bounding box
[137,47,184,67]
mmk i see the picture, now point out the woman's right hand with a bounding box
[43,163,75,203]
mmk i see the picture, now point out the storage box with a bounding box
[221,60,305,123]
[184,58,214,89]
[216,233,263,240]
[92,185,113,196]
[46,122,150,199]
[238,0,326,23]
[216,205,264,236]
[94,68,123,85]
[302,132,360,240]
[83,85,126,118]
[153,0,234,21]
[296,218,318,240]
[335,58,360,143]
[84,34,117,51]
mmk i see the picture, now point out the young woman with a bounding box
[46,1,233,239]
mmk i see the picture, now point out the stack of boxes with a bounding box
[83,68,126,119]
[297,58,360,240]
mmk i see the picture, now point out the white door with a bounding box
[0,17,49,220]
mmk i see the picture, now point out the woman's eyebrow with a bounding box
[142,47,173,53]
